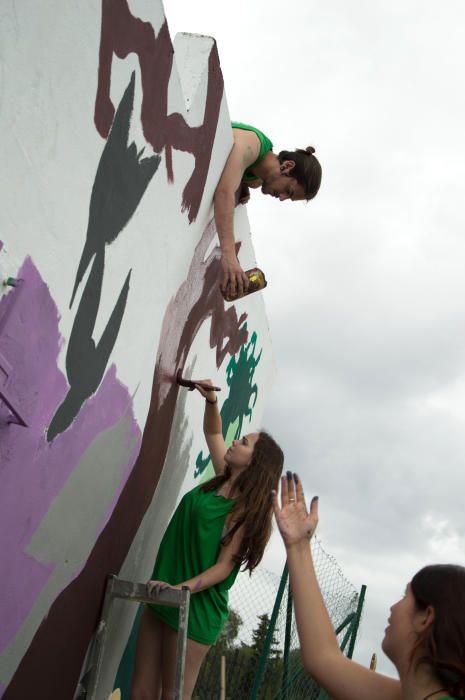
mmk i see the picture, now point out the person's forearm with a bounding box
[287,540,340,672]
[175,562,232,593]
[214,189,237,255]
[203,396,222,435]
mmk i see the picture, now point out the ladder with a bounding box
[85,575,191,700]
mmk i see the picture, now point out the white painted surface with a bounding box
[0,0,275,695]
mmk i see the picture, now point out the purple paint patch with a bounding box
[0,257,141,653]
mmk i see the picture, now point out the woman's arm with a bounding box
[214,130,260,295]
[273,475,401,700]
[194,380,227,476]
[150,525,244,594]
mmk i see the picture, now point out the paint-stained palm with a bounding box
[272,473,319,547]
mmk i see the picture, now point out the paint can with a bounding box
[222,267,267,302]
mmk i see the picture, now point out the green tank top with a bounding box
[231,121,273,183]
[147,484,239,645]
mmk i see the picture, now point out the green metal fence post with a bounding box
[347,585,366,659]
[339,618,356,655]
[335,612,355,636]
[280,583,293,700]
[270,586,367,700]
[316,591,365,700]
[249,563,289,700]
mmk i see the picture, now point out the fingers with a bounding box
[193,382,207,396]
[236,270,244,297]
[294,473,305,503]
[193,379,214,398]
[281,473,289,506]
[147,580,171,598]
[282,471,317,514]
[220,254,249,299]
[221,271,229,293]
[228,274,237,298]
[235,269,250,296]
[286,470,297,504]
[310,495,319,519]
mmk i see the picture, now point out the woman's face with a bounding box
[382,583,422,665]
[224,432,259,468]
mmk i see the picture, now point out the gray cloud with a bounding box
[167,0,465,680]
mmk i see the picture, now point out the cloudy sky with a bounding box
[167,0,465,676]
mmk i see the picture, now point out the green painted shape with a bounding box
[199,461,215,484]
[195,328,262,478]
[225,417,240,443]
[198,418,240,483]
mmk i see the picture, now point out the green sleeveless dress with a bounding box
[231,121,273,183]
[147,484,240,645]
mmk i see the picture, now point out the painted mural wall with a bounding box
[0,1,274,698]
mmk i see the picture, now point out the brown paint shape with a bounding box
[4,221,248,699]
[95,0,224,222]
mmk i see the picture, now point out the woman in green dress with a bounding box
[272,473,465,700]
[130,380,284,700]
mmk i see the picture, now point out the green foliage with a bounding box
[216,607,243,653]
[195,327,261,477]
[251,613,281,660]
[193,610,283,699]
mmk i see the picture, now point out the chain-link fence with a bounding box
[193,537,365,699]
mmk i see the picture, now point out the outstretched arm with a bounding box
[214,145,249,296]
[195,380,227,475]
[273,474,401,700]
[214,130,260,296]
[149,524,244,594]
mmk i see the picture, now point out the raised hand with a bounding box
[272,472,319,548]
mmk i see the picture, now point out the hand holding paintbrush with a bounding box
[176,369,221,394]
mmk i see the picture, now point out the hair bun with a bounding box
[306,146,316,155]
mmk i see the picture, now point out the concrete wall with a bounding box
[0,1,274,698]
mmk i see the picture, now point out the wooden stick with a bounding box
[220,655,226,700]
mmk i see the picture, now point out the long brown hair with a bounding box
[200,431,284,573]
[410,564,465,698]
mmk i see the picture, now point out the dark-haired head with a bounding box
[201,431,284,572]
[409,564,465,698]
[278,147,322,200]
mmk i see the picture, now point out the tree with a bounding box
[194,610,284,699]
[193,608,243,699]
[217,608,243,652]
[234,612,283,699]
